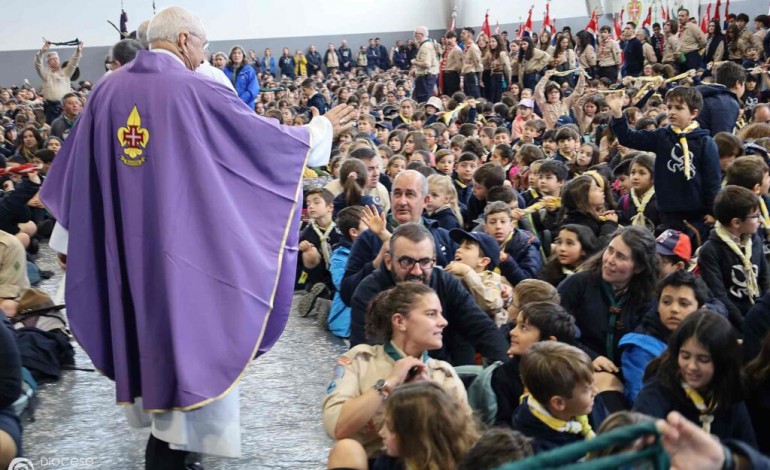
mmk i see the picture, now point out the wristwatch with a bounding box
[373,379,391,400]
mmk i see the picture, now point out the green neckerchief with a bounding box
[384,341,430,363]
[600,281,628,362]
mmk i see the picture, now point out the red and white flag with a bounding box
[700,3,711,33]
[518,5,534,39]
[542,1,553,34]
[482,10,492,37]
[642,5,653,28]
[585,7,599,35]
[495,20,500,35]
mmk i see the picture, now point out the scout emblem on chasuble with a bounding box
[118,105,150,167]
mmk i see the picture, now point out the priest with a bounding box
[40,6,353,468]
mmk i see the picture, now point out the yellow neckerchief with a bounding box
[759,197,770,232]
[670,122,700,181]
[562,266,576,276]
[681,382,716,434]
[524,394,595,439]
[399,113,412,124]
[528,187,539,199]
[630,187,656,227]
[454,178,468,189]
[303,167,318,178]
[524,197,561,214]
[714,222,759,302]
[493,232,515,275]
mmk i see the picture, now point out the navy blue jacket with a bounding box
[621,38,644,77]
[696,84,741,136]
[744,291,770,361]
[307,93,329,116]
[306,51,323,75]
[633,377,757,447]
[499,229,543,286]
[491,357,525,428]
[611,116,721,216]
[427,207,461,230]
[559,271,655,363]
[339,218,456,306]
[223,64,259,107]
[698,230,770,331]
[278,55,295,78]
[349,266,509,365]
[511,397,586,453]
[452,174,473,206]
[338,47,353,71]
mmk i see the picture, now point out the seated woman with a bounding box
[558,226,659,413]
[323,283,468,463]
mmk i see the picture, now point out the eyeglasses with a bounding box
[189,32,209,52]
[393,255,435,270]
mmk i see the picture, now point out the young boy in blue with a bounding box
[483,201,542,286]
[512,342,597,453]
[328,206,366,338]
[608,86,721,248]
[619,270,708,405]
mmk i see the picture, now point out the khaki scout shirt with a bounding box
[322,342,468,458]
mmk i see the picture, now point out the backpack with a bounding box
[454,361,503,426]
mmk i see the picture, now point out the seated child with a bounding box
[520,153,545,206]
[426,174,463,230]
[466,163,506,230]
[512,342,597,452]
[513,119,546,154]
[540,129,558,157]
[522,160,567,236]
[619,270,707,404]
[553,127,580,164]
[484,201,543,286]
[568,143,600,179]
[656,229,693,277]
[725,155,770,256]
[446,229,508,326]
[434,149,455,176]
[633,311,757,446]
[298,188,340,304]
[328,206,365,338]
[558,173,619,246]
[713,132,741,179]
[611,157,633,201]
[492,301,577,428]
[453,152,479,207]
[332,159,381,218]
[511,98,537,140]
[697,186,770,330]
[539,224,601,288]
[490,144,516,187]
[457,428,533,470]
[618,153,659,231]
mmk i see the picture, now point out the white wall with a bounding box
[0,0,455,51]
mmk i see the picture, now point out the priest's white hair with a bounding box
[147,6,206,44]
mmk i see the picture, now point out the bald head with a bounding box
[392,170,429,224]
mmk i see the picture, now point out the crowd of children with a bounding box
[293,15,770,469]
[3,10,770,470]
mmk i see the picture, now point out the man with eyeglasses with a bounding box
[40,6,356,468]
[340,170,455,306]
[348,223,508,365]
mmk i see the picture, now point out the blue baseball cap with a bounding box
[449,229,500,268]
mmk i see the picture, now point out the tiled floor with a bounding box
[23,244,346,469]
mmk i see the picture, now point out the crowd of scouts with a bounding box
[2,9,770,470]
[267,14,770,470]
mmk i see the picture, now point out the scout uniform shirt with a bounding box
[462,42,484,74]
[322,341,468,457]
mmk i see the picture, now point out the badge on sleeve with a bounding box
[326,364,346,394]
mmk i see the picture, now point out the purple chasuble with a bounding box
[40,50,310,411]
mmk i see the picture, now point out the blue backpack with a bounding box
[11,366,38,418]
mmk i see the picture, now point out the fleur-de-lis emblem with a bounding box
[117,106,150,166]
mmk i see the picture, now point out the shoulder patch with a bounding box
[327,364,346,394]
[337,356,353,366]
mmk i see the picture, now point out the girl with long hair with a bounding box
[539,224,601,287]
[634,311,757,446]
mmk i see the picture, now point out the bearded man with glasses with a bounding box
[349,223,508,366]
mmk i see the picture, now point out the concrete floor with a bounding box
[22,244,346,469]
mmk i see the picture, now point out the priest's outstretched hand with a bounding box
[313,104,356,138]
